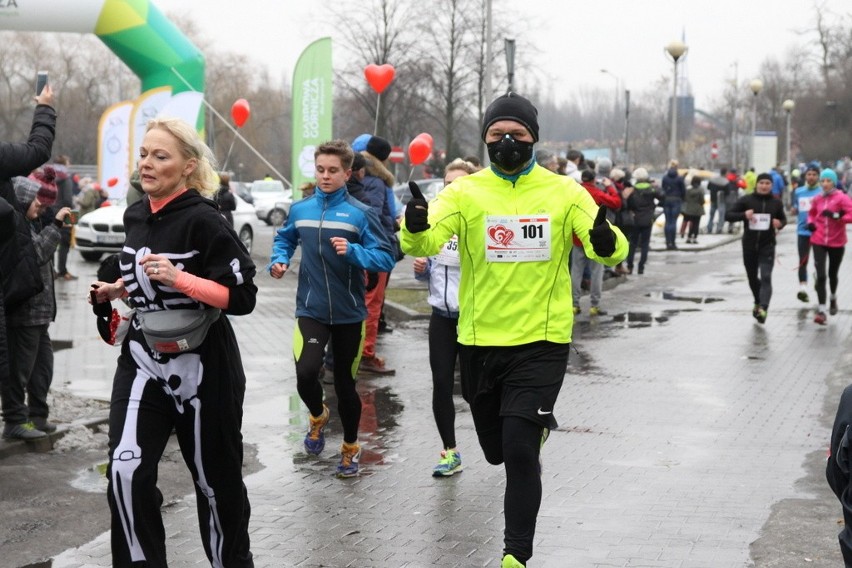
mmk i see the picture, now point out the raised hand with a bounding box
[588,206,616,257]
[405,181,430,233]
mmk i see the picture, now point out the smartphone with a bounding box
[64,209,79,226]
[35,71,48,96]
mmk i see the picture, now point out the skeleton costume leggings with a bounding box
[107,319,253,568]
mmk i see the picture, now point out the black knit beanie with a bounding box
[366,136,392,162]
[756,173,773,184]
[481,92,539,142]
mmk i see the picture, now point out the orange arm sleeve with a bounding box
[173,271,230,309]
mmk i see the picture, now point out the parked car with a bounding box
[74,200,128,262]
[392,178,444,207]
[76,194,257,262]
[232,194,257,252]
[231,181,253,204]
[249,179,291,226]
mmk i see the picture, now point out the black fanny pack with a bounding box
[136,308,221,353]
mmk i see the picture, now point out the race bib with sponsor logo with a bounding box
[485,215,551,262]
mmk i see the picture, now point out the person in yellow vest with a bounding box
[401,92,628,568]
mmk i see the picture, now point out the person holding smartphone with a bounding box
[0,81,56,441]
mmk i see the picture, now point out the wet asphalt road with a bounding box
[2,223,851,567]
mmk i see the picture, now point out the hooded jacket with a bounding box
[270,186,395,324]
[122,190,257,317]
[806,189,852,248]
[725,191,787,250]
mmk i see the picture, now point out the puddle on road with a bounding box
[645,290,724,304]
[610,311,671,328]
[289,380,404,474]
[70,462,108,494]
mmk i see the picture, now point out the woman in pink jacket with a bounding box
[806,169,852,324]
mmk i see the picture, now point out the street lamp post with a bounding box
[749,79,763,170]
[665,41,688,163]
[624,89,631,165]
[505,38,516,93]
[783,98,795,202]
[600,68,621,161]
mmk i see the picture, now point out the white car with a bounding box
[248,179,292,226]
[75,194,257,262]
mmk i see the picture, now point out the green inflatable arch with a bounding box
[0,0,204,122]
[96,0,204,95]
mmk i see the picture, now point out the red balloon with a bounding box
[408,137,431,166]
[414,133,433,152]
[107,177,118,187]
[364,64,396,94]
[231,99,251,127]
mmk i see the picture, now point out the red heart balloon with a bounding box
[107,177,118,187]
[408,137,431,166]
[364,64,396,94]
[231,99,251,128]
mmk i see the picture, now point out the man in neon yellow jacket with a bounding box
[401,92,628,568]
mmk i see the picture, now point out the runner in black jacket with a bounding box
[725,173,787,323]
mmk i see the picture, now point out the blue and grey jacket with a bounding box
[270,186,395,324]
[793,184,821,236]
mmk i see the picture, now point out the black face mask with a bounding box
[486,134,534,174]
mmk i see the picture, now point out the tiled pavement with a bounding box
[27,226,851,567]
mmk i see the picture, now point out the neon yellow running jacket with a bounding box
[401,164,628,346]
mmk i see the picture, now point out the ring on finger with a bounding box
[154,267,159,275]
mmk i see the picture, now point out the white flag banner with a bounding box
[157,91,204,129]
[98,100,133,200]
[130,86,173,171]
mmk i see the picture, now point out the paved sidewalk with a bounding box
[19,227,851,567]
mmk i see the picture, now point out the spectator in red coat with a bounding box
[571,169,621,316]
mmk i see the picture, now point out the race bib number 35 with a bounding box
[485,215,551,262]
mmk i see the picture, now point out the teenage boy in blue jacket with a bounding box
[269,140,394,478]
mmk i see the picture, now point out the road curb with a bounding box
[0,411,109,460]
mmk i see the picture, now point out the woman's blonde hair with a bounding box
[145,117,219,197]
[444,158,478,177]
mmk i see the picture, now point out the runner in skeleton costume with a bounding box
[92,118,256,567]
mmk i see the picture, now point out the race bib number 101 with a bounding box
[485,215,551,262]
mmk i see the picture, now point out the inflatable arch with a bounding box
[0,0,204,111]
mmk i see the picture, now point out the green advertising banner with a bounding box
[291,37,333,200]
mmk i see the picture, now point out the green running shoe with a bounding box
[432,448,463,477]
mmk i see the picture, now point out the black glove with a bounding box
[806,222,816,232]
[822,209,842,220]
[405,181,430,233]
[589,206,616,257]
[365,271,379,292]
